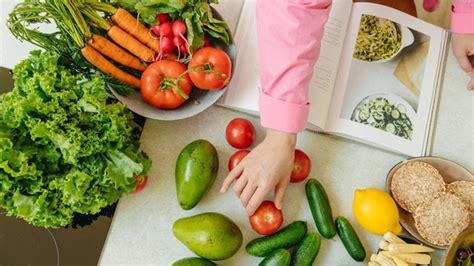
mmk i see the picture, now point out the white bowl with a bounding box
[355,23,414,63]
[111,9,235,121]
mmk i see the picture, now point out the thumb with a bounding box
[274,181,288,210]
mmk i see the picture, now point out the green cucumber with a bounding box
[290,233,321,266]
[335,216,366,262]
[172,257,217,266]
[246,221,307,257]
[305,179,336,239]
[259,249,291,266]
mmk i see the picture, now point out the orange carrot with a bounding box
[88,34,146,71]
[112,8,160,52]
[81,45,141,88]
[107,26,155,62]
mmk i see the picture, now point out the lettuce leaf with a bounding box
[0,50,151,228]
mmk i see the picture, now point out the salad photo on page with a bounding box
[340,14,431,141]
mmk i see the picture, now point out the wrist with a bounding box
[265,129,297,147]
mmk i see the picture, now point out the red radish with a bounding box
[156,13,170,23]
[172,19,186,36]
[204,35,211,47]
[160,36,174,54]
[159,22,173,37]
[151,24,160,37]
[178,44,188,55]
[173,35,185,47]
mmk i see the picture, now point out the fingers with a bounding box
[233,173,248,197]
[274,181,288,210]
[468,74,474,90]
[220,165,243,193]
[246,187,268,216]
[240,183,258,207]
[455,52,473,73]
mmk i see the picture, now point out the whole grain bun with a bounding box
[390,161,445,213]
[414,192,469,246]
[447,180,474,224]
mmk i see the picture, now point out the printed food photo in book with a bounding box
[340,13,430,141]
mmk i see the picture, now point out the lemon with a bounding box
[353,188,402,235]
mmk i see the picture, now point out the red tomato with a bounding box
[228,150,250,172]
[249,201,283,235]
[225,118,256,149]
[188,47,231,90]
[290,149,311,183]
[141,60,192,109]
[132,176,148,193]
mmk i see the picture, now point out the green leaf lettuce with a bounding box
[0,50,151,228]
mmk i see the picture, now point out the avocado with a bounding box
[173,212,242,260]
[175,139,219,210]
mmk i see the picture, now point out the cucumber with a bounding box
[305,179,336,239]
[290,233,321,266]
[335,216,366,262]
[172,257,217,266]
[259,249,291,266]
[246,221,307,257]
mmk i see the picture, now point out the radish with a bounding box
[159,22,173,37]
[156,13,170,24]
[204,35,211,47]
[151,24,160,37]
[173,35,185,47]
[160,36,174,54]
[172,19,186,36]
[178,44,188,55]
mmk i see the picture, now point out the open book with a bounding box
[218,0,450,157]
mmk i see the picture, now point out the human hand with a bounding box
[452,32,474,89]
[221,129,296,216]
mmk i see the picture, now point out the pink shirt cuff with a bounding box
[259,90,309,133]
[451,10,474,33]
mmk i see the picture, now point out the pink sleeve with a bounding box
[256,0,331,133]
[451,0,474,33]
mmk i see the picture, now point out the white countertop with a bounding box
[98,6,473,265]
[0,0,472,265]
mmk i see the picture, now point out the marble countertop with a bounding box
[99,2,473,265]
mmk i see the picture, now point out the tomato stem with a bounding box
[159,76,190,100]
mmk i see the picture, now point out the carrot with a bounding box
[81,45,141,88]
[112,8,160,52]
[88,34,146,71]
[107,26,155,62]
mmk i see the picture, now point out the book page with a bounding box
[308,0,353,128]
[219,0,353,128]
[326,3,447,156]
[218,0,259,114]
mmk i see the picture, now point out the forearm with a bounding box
[256,0,332,133]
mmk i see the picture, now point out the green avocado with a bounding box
[175,139,218,210]
[172,257,217,266]
[172,212,243,261]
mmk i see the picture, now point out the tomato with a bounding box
[225,118,256,149]
[249,201,283,235]
[228,150,250,172]
[290,149,311,183]
[141,60,192,109]
[132,176,148,193]
[188,47,231,90]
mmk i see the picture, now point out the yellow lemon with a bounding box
[353,188,402,235]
